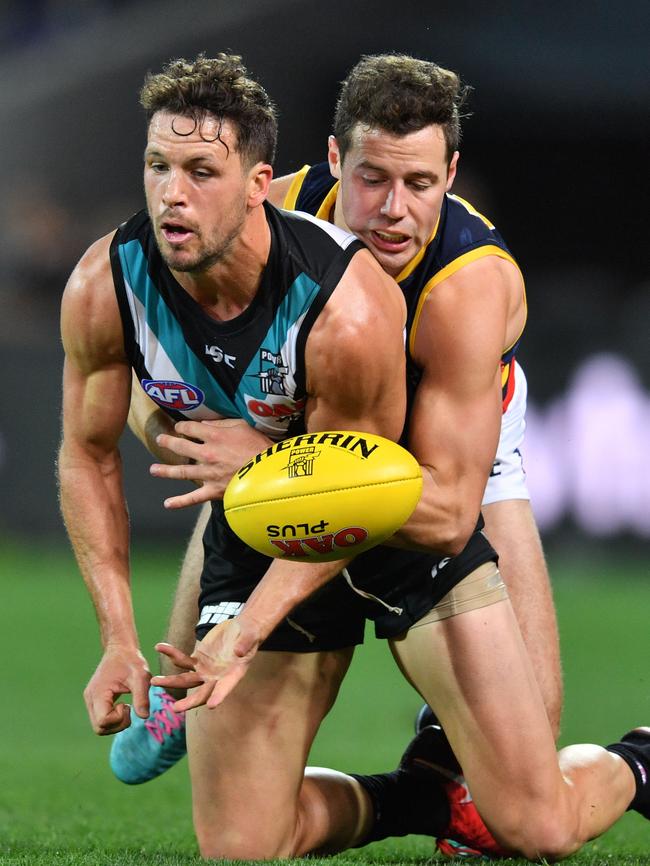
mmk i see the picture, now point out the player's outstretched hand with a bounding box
[152,618,261,711]
[83,646,151,736]
[150,418,272,509]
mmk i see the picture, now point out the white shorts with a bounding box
[482,360,530,506]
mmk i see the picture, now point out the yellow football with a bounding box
[223,430,422,561]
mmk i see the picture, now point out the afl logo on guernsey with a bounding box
[141,379,205,411]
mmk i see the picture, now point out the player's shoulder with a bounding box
[64,230,116,302]
[445,193,498,232]
[268,202,362,283]
[272,162,335,214]
[67,210,148,298]
[280,205,357,249]
[271,205,398,298]
[440,193,512,259]
[406,193,519,296]
[342,246,403,297]
[61,226,124,361]
[316,248,406,346]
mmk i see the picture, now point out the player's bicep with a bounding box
[60,236,131,461]
[408,275,506,479]
[61,354,131,462]
[409,361,501,482]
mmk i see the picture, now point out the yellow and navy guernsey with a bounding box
[284,163,526,421]
[110,201,363,442]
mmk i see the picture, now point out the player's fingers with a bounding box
[154,641,196,670]
[155,432,203,458]
[206,667,247,709]
[201,418,245,428]
[150,462,211,482]
[84,686,117,730]
[172,682,213,713]
[151,671,203,690]
[95,701,131,736]
[130,674,151,719]
[162,487,213,510]
[172,420,209,441]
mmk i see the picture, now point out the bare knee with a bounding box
[196,823,294,860]
[494,806,582,862]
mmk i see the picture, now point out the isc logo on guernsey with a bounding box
[141,379,205,410]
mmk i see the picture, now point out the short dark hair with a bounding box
[333,53,470,165]
[140,53,277,167]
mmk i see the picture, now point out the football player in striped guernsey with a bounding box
[59,53,508,860]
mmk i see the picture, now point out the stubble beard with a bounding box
[157,202,248,275]
[160,223,242,274]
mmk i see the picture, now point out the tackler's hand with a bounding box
[150,418,272,509]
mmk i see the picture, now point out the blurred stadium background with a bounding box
[2,0,650,548]
[1,1,649,860]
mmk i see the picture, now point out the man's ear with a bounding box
[327,135,342,180]
[446,151,459,192]
[248,163,273,207]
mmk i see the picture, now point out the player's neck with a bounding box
[332,194,351,233]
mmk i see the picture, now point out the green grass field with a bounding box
[1,539,649,865]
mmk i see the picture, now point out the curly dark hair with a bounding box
[140,53,277,166]
[333,54,470,165]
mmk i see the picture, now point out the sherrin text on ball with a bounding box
[223,431,422,561]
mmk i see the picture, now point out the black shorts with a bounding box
[196,503,497,652]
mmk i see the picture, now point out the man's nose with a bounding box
[162,170,188,207]
[380,184,407,219]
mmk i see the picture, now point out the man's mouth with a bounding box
[161,221,195,244]
[370,229,411,251]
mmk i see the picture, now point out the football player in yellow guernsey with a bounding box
[113,55,650,860]
[117,53,558,759]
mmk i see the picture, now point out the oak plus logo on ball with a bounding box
[268,525,369,558]
[141,379,205,411]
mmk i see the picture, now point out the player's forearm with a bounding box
[238,558,349,641]
[128,393,188,465]
[389,467,482,556]
[58,446,138,648]
[393,388,500,554]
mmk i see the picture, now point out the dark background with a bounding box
[1,0,649,547]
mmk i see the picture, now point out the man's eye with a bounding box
[150,163,167,173]
[410,182,431,191]
[362,176,383,186]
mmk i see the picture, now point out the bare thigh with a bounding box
[187,644,353,860]
[390,597,632,858]
[164,502,210,662]
[390,597,568,852]
[482,498,562,735]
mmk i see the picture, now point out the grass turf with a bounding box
[1,539,649,864]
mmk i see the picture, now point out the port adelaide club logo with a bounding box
[253,348,289,396]
[284,444,321,478]
[245,348,306,424]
